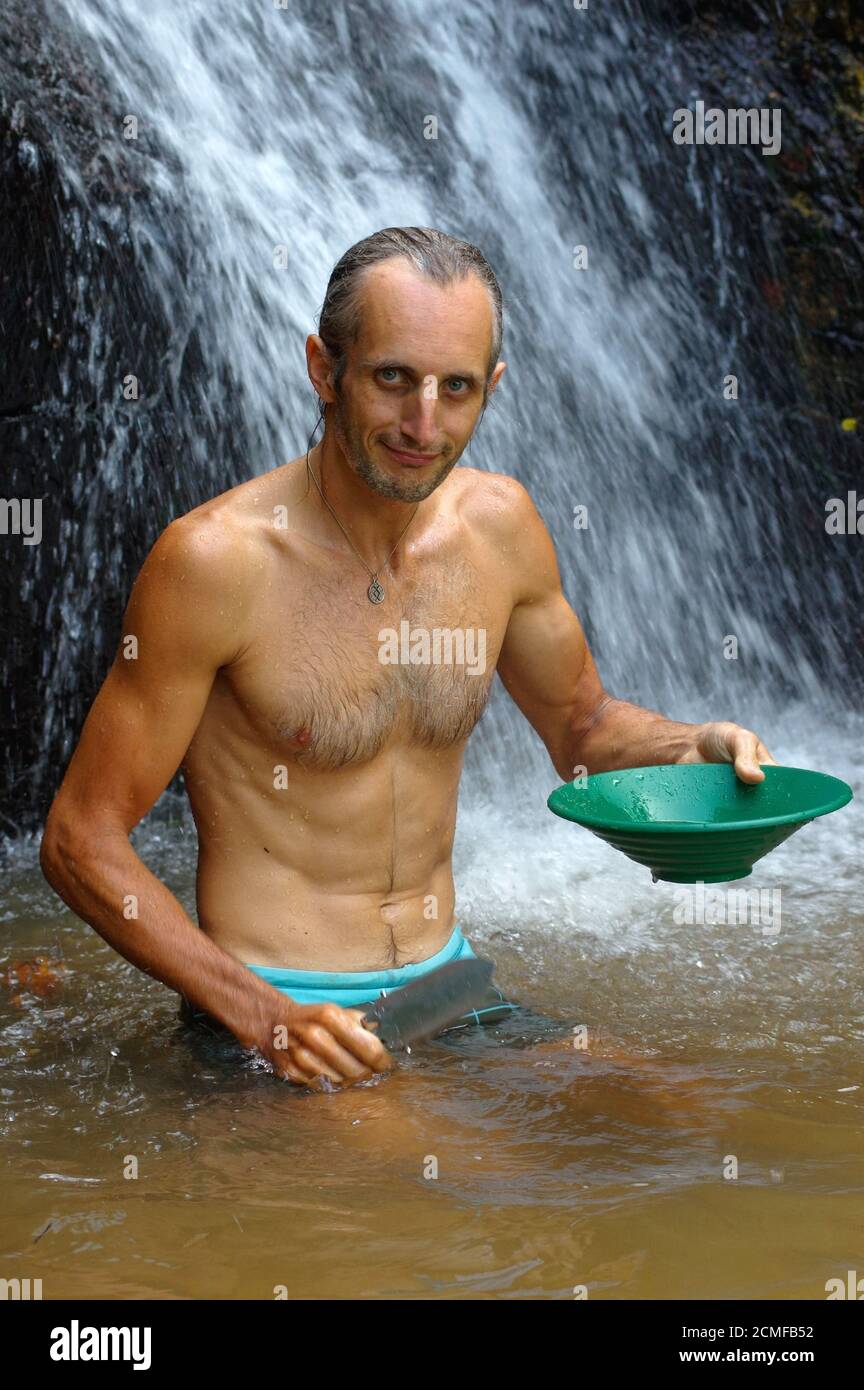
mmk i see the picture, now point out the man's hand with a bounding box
[263,1001,394,1089]
[675,721,780,784]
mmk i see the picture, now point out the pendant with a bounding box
[367,576,385,604]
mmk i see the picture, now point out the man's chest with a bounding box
[221,549,512,771]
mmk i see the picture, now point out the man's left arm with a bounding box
[494,482,778,784]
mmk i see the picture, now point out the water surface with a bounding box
[2,721,860,1300]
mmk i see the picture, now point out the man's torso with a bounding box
[179,458,520,970]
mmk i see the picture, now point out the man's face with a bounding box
[326,260,504,502]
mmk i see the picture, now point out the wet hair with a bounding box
[315,226,504,407]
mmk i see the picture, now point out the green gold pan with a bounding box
[361,957,495,1050]
[547,764,853,884]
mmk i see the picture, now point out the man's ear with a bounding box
[488,360,507,395]
[306,333,338,404]
[483,360,507,408]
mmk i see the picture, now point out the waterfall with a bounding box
[1,0,860,835]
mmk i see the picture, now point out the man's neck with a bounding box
[306,434,431,564]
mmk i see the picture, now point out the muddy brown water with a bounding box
[2,744,862,1301]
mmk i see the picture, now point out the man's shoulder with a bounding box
[171,459,297,533]
[453,466,542,538]
[452,467,559,603]
[155,460,299,580]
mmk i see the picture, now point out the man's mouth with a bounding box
[381,442,440,467]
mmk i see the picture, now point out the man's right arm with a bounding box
[39,515,391,1087]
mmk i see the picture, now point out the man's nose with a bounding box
[400,389,441,448]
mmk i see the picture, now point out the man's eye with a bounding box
[447,378,468,393]
[378,368,401,383]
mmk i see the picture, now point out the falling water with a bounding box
[2,0,860,830]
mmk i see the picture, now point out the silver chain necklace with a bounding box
[305,445,419,604]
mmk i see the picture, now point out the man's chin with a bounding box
[358,452,457,502]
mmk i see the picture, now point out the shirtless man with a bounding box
[39,226,777,1090]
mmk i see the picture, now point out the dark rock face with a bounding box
[1,3,249,831]
[658,0,864,463]
[644,1,864,702]
[1,0,862,833]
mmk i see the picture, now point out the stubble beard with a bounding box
[330,396,461,503]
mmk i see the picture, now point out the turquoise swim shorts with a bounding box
[180,923,518,1036]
